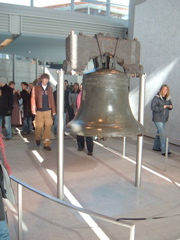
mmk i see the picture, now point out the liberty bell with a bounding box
[66,68,145,137]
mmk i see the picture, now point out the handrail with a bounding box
[145,130,180,142]
[10,175,135,240]
[122,130,180,172]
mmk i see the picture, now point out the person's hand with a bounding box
[17,90,21,94]
[164,105,172,109]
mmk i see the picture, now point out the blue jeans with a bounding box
[0,116,12,139]
[153,122,168,154]
[22,116,33,133]
[53,113,66,134]
[0,220,11,240]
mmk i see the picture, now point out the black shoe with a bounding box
[153,148,161,151]
[22,132,28,135]
[87,152,93,156]
[78,148,84,151]
[36,140,40,146]
[28,131,34,134]
[5,138,11,141]
[44,146,51,151]
[162,152,171,156]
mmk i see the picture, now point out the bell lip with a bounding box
[65,126,145,137]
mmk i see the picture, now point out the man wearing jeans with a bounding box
[0,82,13,140]
[31,73,56,151]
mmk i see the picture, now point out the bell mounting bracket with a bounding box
[63,31,143,77]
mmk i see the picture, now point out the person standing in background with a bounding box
[0,82,13,140]
[31,73,56,151]
[68,82,80,120]
[76,84,94,156]
[20,82,33,135]
[151,84,173,156]
[64,80,72,122]
[8,81,22,135]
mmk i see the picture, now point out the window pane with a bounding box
[74,1,106,16]
[34,0,71,9]
[110,1,129,19]
[0,0,30,6]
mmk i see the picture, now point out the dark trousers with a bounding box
[67,107,74,121]
[77,135,94,153]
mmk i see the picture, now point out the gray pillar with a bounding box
[43,61,46,73]
[30,0,33,7]
[13,54,16,83]
[106,0,110,17]
[35,58,38,78]
[135,73,146,187]
[128,0,136,39]
[71,0,74,12]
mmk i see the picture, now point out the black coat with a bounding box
[20,90,33,117]
[0,84,13,116]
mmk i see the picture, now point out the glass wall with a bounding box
[0,0,129,19]
[0,0,30,6]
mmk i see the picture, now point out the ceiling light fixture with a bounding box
[0,38,13,50]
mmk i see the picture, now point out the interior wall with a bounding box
[130,0,180,145]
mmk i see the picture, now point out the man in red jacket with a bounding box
[31,73,56,151]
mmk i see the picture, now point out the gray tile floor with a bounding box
[3,131,180,240]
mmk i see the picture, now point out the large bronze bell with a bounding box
[66,69,144,137]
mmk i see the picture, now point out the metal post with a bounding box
[164,137,169,171]
[18,184,22,240]
[57,69,64,200]
[123,136,126,157]
[135,73,146,187]
[129,225,135,240]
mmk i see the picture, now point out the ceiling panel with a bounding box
[0,34,66,63]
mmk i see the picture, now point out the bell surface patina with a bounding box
[66,69,144,137]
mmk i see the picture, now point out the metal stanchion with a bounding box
[135,73,146,187]
[57,69,64,200]
[123,136,126,157]
[18,184,22,240]
[129,224,135,240]
[164,137,169,171]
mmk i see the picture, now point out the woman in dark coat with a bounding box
[8,82,22,134]
[151,84,173,155]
